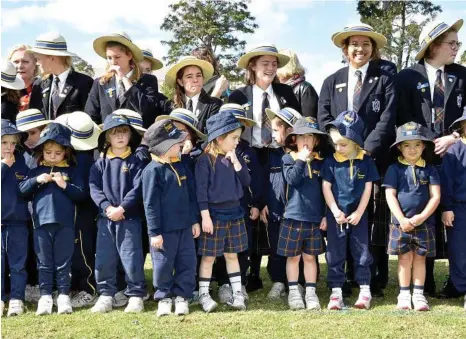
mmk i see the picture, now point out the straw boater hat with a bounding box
[111,109,147,134]
[237,44,290,69]
[141,48,163,71]
[331,23,387,49]
[156,108,206,140]
[165,56,214,88]
[415,19,463,61]
[16,109,52,131]
[219,103,256,128]
[29,32,75,57]
[93,32,144,63]
[54,112,101,151]
[265,107,302,127]
[1,60,25,90]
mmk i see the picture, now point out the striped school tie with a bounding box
[117,80,125,106]
[261,92,272,146]
[433,69,445,136]
[50,77,60,119]
[353,70,362,112]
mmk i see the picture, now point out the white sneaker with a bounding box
[242,285,249,301]
[305,292,321,311]
[327,293,344,310]
[267,282,286,300]
[25,285,41,303]
[36,295,53,316]
[143,293,151,302]
[227,291,246,311]
[218,284,233,304]
[396,293,412,310]
[1,301,4,317]
[199,293,218,313]
[174,296,189,316]
[354,291,372,310]
[189,291,200,305]
[113,290,129,308]
[124,297,144,313]
[91,295,113,313]
[7,299,25,316]
[412,293,429,311]
[57,294,73,314]
[288,289,305,310]
[71,291,98,308]
[157,298,173,317]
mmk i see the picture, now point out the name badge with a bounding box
[335,83,347,89]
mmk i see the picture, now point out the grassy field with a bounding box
[1,257,465,339]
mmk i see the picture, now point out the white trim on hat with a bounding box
[29,32,75,57]
[237,44,290,70]
[1,60,25,90]
[141,48,163,71]
[165,56,214,88]
[111,109,147,134]
[332,23,387,49]
[156,108,206,140]
[16,109,52,131]
[55,112,101,151]
[93,32,143,63]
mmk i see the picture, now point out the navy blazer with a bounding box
[85,73,165,127]
[30,69,93,120]
[396,60,466,135]
[318,61,396,162]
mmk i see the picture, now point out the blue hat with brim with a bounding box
[34,122,73,150]
[1,119,28,143]
[449,108,466,133]
[206,111,242,143]
[391,122,435,147]
[289,117,327,136]
[326,111,365,148]
[98,113,141,151]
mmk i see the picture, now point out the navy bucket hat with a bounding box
[34,122,73,150]
[97,113,142,151]
[1,119,28,143]
[206,111,242,143]
[326,111,365,148]
[290,117,327,136]
[144,119,188,156]
[391,121,435,148]
[449,107,466,133]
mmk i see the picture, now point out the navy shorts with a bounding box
[198,218,248,257]
[277,219,324,257]
[387,223,436,257]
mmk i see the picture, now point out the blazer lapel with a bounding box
[414,62,432,107]
[335,68,348,113]
[103,77,117,111]
[357,62,379,110]
[196,91,209,121]
[244,86,253,119]
[444,65,458,105]
[41,76,52,119]
[56,70,75,111]
[272,84,289,109]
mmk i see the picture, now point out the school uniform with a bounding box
[289,78,319,118]
[1,98,19,123]
[321,151,379,288]
[29,69,93,120]
[1,151,30,301]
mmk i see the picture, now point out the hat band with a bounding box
[420,22,449,49]
[142,50,154,58]
[35,41,68,51]
[127,116,143,127]
[68,125,94,139]
[343,26,374,33]
[250,46,279,54]
[220,108,247,119]
[278,109,297,123]
[307,122,319,130]
[1,72,17,83]
[16,113,46,126]
[112,34,132,42]
[171,112,197,126]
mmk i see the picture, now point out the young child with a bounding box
[383,122,440,311]
[142,119,200,316]
[441,110,466,311]
[279,117,327,310]
[1,120,29,316]
[321,111,379,310]
[195,111,251,312]
[89,113,146,314]
[19,123,85,315]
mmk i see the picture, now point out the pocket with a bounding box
[368,93,384,114]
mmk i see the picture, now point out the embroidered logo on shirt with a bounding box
[15,172,25,180]
[179,175,187,181]
[357,172,366,179]
[122,165,129,173]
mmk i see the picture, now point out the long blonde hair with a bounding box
[99,41,141,85]
[277,49,305,79]
[8,44,40,78]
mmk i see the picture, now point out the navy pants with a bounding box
[151,227,196,300]
[95,218,146,297]
[447,203,466,293]
[1,225,28,301]
[326,214,373,288]
[34,223,74,296]
[267,220,287,283]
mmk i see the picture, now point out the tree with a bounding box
[357,1,442,71]
[160,0,258,81]
[461,50,466,65]
[72,55,94,77]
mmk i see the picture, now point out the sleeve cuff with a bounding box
[198,202,208,211]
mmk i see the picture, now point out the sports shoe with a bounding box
[124,297,144,313]
[242,285,249,301]
[57,294,73,314]
[305,292,321,311]
[157,298,172,317]
[7,299,24,316]
[174,296,189,315]
[143,293,151,302]
[396,293,412,310]
[267,282,286,300]
[25,285,41,303]
[354,291,372,310]
[218,284,233,304]
[288,289,305,310]
[227,291,246,311]
[327,293,344,310]
[189,290,200,305]
[36,295,53,316]
[71,291,98,308]
[199,293,217,313]
[113,290,129,308]
[412,293,429,311]
[91,295,113,313]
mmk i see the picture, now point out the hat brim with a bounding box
[327,121,365,148]
[449,115,466,133]
[70,124,101,151]
[155,115,206,140]
[207,122,242,143]
[290,127,327,136]
[98,123,146,135]
[1,127,28,142]
[93,36,144,63]
[235,116,256,128]
[144,55,164,71]
[237,52,290,70]
[265,108,294,127]
[98,123,141,151]
[151,131,188,156]
[415,19,464,61]
[165,59,214,88]
[29,47,75,57]
[34,136,73,150]
[391,135,434,148]
[332,31,387,49]
[1,78,25,90]
[16,119,52,132]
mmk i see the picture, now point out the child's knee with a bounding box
[287,255,300,264]
[201,256,216,265]
[413,253,426,263]
[223,252,238,261]
[399,251,414,263]
[302,254,316,263]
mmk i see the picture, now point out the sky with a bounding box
[1,0,466,92]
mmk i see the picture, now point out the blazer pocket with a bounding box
[367,93,384,115]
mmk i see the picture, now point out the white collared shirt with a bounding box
[186,92,201,116]
[424,61,445,100]
[347,62,370,111]
[49,67,71,114]
[252,84,280,148]
[115,69,134,93]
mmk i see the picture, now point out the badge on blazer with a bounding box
[372,98,381,113]
[417,82,429,90]
[106,88,116,98]
[458,94,463,108]
[279,97,287,106]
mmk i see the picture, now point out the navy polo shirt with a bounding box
[441,140,466,211]
[321,151,379,215]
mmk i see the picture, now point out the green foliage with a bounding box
[160,81,175,100]
[461,50,466,65]
[72,55,94,77]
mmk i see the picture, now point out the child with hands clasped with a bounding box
[321,111,379,310]
[278,117,327,311]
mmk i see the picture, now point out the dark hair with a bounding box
[1,87,21,105]
[244,56,280,86]
[342,36,381,61]
[191,47,220,75]
[36,140,75,166]
[173,65,204,109]
[394,140,434,164]
[424,28,458,60]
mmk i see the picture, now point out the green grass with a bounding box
[2,257,465,339]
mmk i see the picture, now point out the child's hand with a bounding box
[1,154,14,167]
[202,216,214,235]
[334,210,347,225]
[319,217,327,231]
[442,211,455,227]
[260,206,269,224]
[347,210,362,225]
[408,214,424,228]
[192,223,201,238]
[106,206,125,221]
[182,140,193,155]
[400,217,415,233]
[51,172,67,189]
[250,207,260,220]
[225,150,239,165]
[108,64,126,79]
[297,145,311,161]
[37,173,52,184]
[150,235,164,250]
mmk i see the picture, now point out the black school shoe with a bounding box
[342,280,353,297]
[370,282,385,298]
[245,274,263,293]
[438,276,462,299]
[423,281,437,298]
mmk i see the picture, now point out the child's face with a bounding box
[173,121,192,141]
[25,127,42,149]
[217,128,242,153]
[330,129,357,157]
[164,142,183,158]
[107,126,131,150]
[296,134,317,152]
[1,135,18,159]
[398,140,425,163]
[43,142,65,165]
[271,118,291,145]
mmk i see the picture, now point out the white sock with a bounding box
[289,282,299,292]
[400,288,411,296]
[413,286,424,295]
[331,287,342,296]
[360,285,371,295]
[306,286,316,295]
[199,279,210,296]
[228,273,242,294]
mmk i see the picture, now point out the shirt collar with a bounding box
[126,68,134,78]
[40,159,69,167]
[349,62,369,78]
[151,154,180,164]
[186,92,201,103]
[106,146,132,159]
[334,150,365,163]
[397,156,426,167]
[253,84,274,98]
[53,67,71,84]
[424,61,445,78]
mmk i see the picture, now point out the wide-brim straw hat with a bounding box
[141,48,163,71]
[265,107,302,127]
[55,112,101,151]
[156,108,206,140]
[93,32,143,63]
[16,109,52,131]
[332,23,387,49]
[107,109,147,134]
[165,56,214,88]
[29,32,75,57]
[415,19,463,61]
[1,59,25,90]
[219,103,256,128]
[237,44,290,69]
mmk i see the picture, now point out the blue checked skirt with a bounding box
[277,219,325,257]
[198,218,248,257]
[387,223,436,257]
